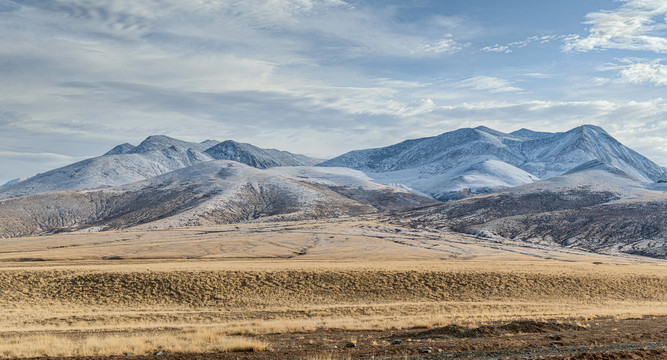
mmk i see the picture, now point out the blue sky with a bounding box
[1,0,667,184]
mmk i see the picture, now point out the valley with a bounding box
[0,217,665,359]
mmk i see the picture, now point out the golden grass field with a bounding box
[0,217,665,358]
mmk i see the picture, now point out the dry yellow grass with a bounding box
[0,262,664,338]
[0,217,664,357]
[0,263,664,307]
[0,330,267,358]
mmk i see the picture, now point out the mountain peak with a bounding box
[219,139,241,146]
[571,124,608,135]
[474,125,494,131]
[473,125,503,135]
[128,135,217,154]
[130,135,182,153]
[145,135,173,141]
[104,143,136,156]
[205,140,320,169]
[200,139,219,148]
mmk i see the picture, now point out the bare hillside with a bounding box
[395,166,667,258]
[0,161,436,238]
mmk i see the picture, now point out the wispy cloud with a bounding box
[419,37,470,54]
[591,59,667,87]
[564,0,667,53]
[483,35,570,54]
[482,44,511,54]
[457,76,523,93]
[618,60,667,86]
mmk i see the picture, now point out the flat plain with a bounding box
[0,216,665,359]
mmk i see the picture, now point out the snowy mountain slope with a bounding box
[267,166,390,190]
[0,161,436,237]
[1,135,323,200]
[0,178,25,189]
[205,140,321,168]
[509,128,554,139]
[319,125,667,200]
[370,159,539,201]
[396,164,667,258]
[0,146,213,200]
[515,125,666,181]
[104,143,136,155]
[319,127,524,173]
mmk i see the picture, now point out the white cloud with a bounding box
[564,0,667,53]
[591,59,667,87]
[482,34,569,54]
[482,44,511,53]
[389,98,436,117]
[618,60,667,86]
[522,73,552,79]
[457,76,523,93]
[419,37,470,54]
[0,150,85,163]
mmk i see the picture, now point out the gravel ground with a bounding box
[14,316,666,360]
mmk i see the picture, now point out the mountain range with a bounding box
[0,135,320,199]
[319,125,667,200]
[1,125,666,259]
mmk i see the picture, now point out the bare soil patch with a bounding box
[9,316,665,359]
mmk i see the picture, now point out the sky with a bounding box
[1,0,667,184]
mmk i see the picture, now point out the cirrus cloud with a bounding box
[564,0,667,53]
[457,76,523,93]
[618,60,667,86]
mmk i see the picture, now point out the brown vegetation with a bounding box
[0,218,664,358]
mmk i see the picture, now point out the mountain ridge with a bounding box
[205,140,321,168]
[319,124,667,200]
[0,136,323,199]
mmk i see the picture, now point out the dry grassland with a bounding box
[0,331,266,358]
[0,217,665,358]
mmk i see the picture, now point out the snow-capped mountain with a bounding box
[205,140,321,168]
[0,146,213,200]
[319,125,667,200]
[0,161,435,238]
[514,125,666,181]
[0,136,321,199]
[112,135,219,155]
